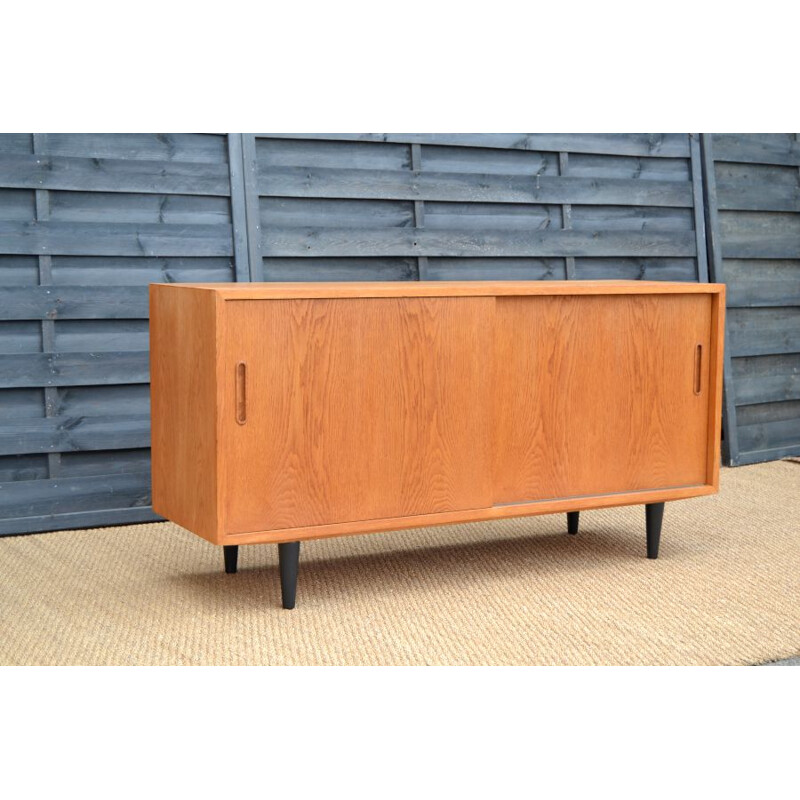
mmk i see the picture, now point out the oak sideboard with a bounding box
[150,281,725,609]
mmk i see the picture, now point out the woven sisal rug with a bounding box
[1,461,798,665]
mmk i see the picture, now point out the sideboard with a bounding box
[150,281,725,608]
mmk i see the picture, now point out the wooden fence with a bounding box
[702,134,800,465]
[248,133,708,283]
[0,133,793,535]
[0,133,244,534]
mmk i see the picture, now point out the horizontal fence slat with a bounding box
[738,416,800,455]
[0,388,44,418]
[0,505,160,536]
[256,133,691,158]
[721,233,800,260]
[728,308,800,358]
[736,399,800,458]
[56,385,150,417]
[0,454,47,483]
[724,260,800,307]
[47,255,235,287]
[736,398,800,425]
[258,166,694,207]
[0,286,149,320]
[48,133,228,164]
[0,414,150,456]
[57,450,151,479]
[716,179,800,213]
[262,227,697,258]
[573,256,698,281]
[733,443,800,465]
[0,221,233,256]
[53,320,148,353]
[731,354,800,406]
[0,352,150,388]
[0,470,152,521]
[0,153,231,196]
[713,134,800,167]
[0,134,32,155]
[262,257,417,282]
[426,257,566,281]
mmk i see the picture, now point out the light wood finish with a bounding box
[179,280,725,300]
[149,285,221,543]
[220,297,493,533]
[224,485,718,545]
[706,291,726,489]
[493,294,712,503]
[149,281,726,546]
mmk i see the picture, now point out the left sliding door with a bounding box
[220,297,494,534]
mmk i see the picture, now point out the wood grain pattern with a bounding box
[0,352,150,387]
[257,165,694,207]
[174,280,724,300]
[148,280,725,546]
[493,294,713,503]
[706,290,726,489]
[149,285,220,543]
[0,152,231,195]
[250,133,705,291]
[224,484,718,545]
[0,133,716,538]
[0,220,233,257]
[261,227,697,259]
[254,133,692,159]
[220,297,493,533]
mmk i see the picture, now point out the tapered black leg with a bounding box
[278,541,301,609]
[646,502,665,559]
[567,511,580,535]
[223,545,239,574]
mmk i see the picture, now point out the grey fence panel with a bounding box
[251,133,708,284]
[0,133,248,535]
[702,133,800,465]
[0,132,714,535]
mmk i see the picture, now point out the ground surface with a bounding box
[1,461,798,666]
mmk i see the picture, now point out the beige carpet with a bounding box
[1,461,798,666]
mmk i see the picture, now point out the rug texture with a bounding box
[1,462,798,666]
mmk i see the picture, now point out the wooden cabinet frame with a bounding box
[151,281,725,607]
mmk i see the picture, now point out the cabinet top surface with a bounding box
[151,280,725,300]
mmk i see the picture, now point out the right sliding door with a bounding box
[493,293,713,505]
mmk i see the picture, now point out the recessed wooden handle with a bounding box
[235,362,247,424]
[693,344,703,395]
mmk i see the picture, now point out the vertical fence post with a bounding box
[700,133,739,466]
[240,134,264,281]
[410,143,429,281]
[558,151,576,279]
[227,133,251,283]
[32,133,61,480]
[689,133,710,283]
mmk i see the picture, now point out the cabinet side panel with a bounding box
[150,286,219,542]
[706,290,726,489]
